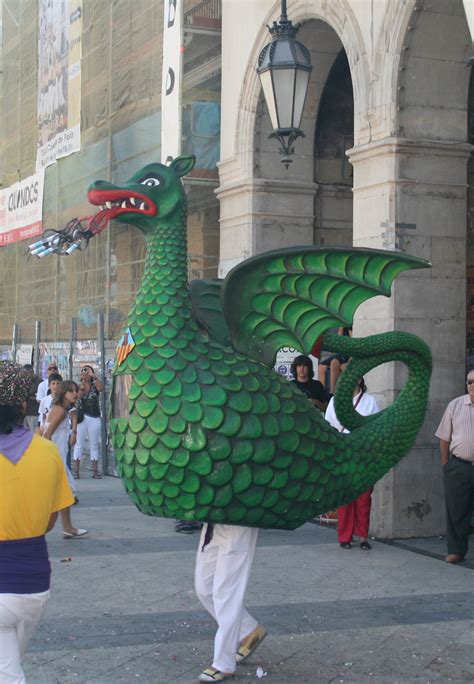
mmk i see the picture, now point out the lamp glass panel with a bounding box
[259,70,279,130]
[292,69,311,129]
[273,39,294,64]
[294,42,311,67]
[272,67,295,129]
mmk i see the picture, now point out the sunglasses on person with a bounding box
[467,380,474,385]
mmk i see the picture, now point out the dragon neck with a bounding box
[129,204,194,331]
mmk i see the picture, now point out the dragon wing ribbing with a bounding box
[221,246,431,365]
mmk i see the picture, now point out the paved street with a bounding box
[25,476,474,684]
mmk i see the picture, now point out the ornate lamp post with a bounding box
[257,0,312,168]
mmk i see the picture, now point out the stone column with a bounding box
[216,157,317,276]
[348,136,471,537]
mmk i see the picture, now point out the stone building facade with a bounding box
[0,0,473,537]
[218,0,473,537]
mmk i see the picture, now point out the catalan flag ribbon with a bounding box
[116,327,136,367]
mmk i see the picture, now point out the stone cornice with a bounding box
[216,177,318,200]
[352,178,468,193]
[347,137,473,163]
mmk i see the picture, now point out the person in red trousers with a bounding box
[324,377,380,550]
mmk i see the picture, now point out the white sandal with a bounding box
[198,667,233,682]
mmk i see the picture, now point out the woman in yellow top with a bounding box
[0,362,74,684]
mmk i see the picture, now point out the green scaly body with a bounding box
[86,156,432,530]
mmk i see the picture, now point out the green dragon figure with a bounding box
[43,155,433,530]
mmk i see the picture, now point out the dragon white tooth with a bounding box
[130,197,136,206]
[139,202,146,211]
[106,201,112,209]
[121,201,127,208]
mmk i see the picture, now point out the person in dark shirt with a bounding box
[72,366,103,479]
[22,364,41,432]
[290,355,329,412]
[317,327,352,394]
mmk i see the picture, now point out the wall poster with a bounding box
[36,0,83,170]
[0,171,45,246]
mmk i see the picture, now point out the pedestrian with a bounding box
[43,381,88,539]
[37,372,63,432]
[195,524,266,682]
[290,354,329,412]
[0,361,75,683]
[22,364,41,433]
[325,377,380,550]
[435,368,474,564]
[35,362,59,402]
[317,327,352,394]
[72,365,103,479]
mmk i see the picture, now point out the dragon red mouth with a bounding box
[87,189,158,225]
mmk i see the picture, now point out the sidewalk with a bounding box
[25,477,474,683]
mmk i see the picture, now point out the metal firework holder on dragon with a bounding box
[30,155,432,530]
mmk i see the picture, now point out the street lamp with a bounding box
[257,0,312,168]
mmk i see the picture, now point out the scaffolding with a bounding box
[0,0,221,344]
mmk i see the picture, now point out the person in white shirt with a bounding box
[36,363,59,402]
[38,373,62,431]
[325,377,380,550]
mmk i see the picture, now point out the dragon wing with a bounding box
[189,279,231,346]
[221,246,430,365]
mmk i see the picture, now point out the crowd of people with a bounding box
[21,362,104,540]
[1,354,473,682]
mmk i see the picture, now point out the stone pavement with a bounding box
[25,477,474,684]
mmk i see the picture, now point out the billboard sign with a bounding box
[0,172,45,246]
[36,0,83,170]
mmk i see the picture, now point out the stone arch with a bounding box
[313,49,354,247]
[233,0,371,180]
[369,0,417,140]
[395,0,472,141]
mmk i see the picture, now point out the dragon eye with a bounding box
[140,176,162,187]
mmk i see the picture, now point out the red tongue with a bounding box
[87,209,113,235]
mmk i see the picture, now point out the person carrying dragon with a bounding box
[29,155,433,682]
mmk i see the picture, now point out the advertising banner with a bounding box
[161,0,184,163]
[36,0,83,170]
[0,171,45,246]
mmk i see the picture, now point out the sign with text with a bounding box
[0,172,45,246]
[36,0,83,170]
[161,0,183,163]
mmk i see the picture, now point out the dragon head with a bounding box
[87,155,196,234]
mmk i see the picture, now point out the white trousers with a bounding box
[0,590,50,684]
[73,415,101,461]
[195,524,258,674]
